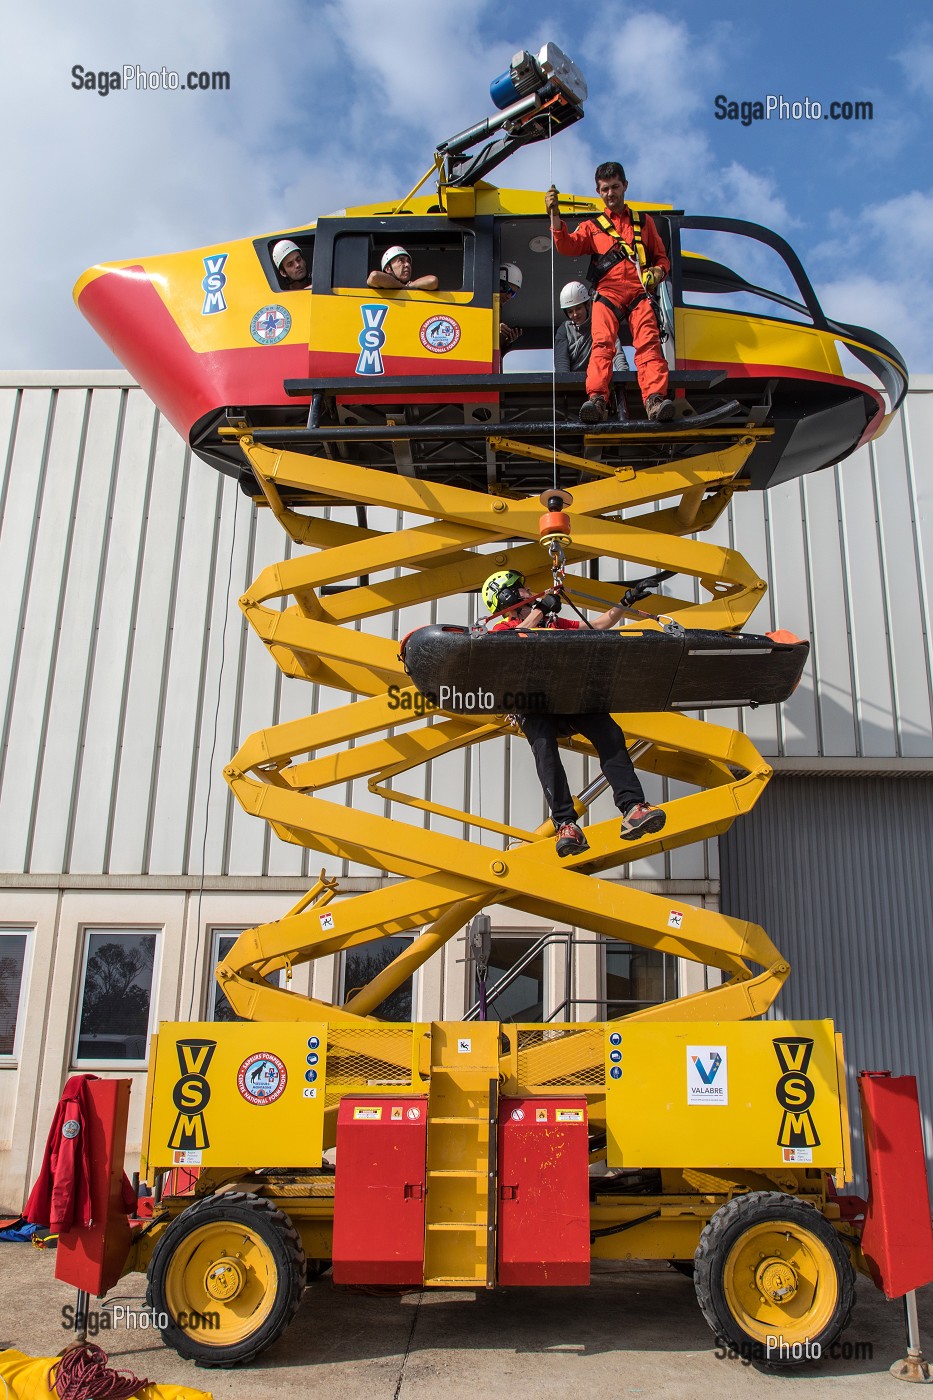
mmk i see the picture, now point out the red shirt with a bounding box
[553,205,669,307]
[492,616,580,631]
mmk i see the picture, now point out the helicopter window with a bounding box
[679,228,813,325]
[334,233,470,292]
[261,236,314,291]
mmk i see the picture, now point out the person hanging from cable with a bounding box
[546,162,673,424]
[482,569,666,857]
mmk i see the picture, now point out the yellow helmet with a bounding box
[482,569,525,612]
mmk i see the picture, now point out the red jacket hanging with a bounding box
[24,1074,134,1232]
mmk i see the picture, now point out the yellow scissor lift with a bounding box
[133,418,871,1370]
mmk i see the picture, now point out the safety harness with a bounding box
[587,210,666,339]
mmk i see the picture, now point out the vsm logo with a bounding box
[168,1038,216,1151]
[773,1036,821,1148]
[201,254,228,315]
[356,304,388,375]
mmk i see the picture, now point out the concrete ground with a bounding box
[1,1248,931,1399]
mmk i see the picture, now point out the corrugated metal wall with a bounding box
[1,373,928,898]
[720,773,933,1189]
[0,371,739,885]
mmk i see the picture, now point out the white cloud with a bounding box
[808,190,933,373]
[895,38,933,99]
[816,272,930,377]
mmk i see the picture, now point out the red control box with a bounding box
[332,1096,428,1285]
[497,1097,590,1286]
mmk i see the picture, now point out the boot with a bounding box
[645,394,674,422]
[579,394,608,424]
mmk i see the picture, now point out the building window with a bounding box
[74,930,157,1065]
[209,930,284,1023]
[476,937,544,1022]
[603,942,677,1018]
[341,935,415,1022]
[0,931,29,1058]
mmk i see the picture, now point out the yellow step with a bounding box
[426,1222,487,1232]
[429,1115,489,1125]
[427,1168,487,1178]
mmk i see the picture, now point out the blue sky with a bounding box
[3,0,932,372]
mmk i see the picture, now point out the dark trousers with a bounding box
[519,712,645,827]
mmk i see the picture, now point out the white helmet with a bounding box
[272,239,301,270]
[560,280,591,310]
[381,245,410,270]
[500,262,523,291]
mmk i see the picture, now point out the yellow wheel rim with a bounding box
[163,1220,279,1347]
[722,1219,838,1345]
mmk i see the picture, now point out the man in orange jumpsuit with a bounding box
[546,161,673,424]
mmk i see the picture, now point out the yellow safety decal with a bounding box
[354,1106,383,1120]
[555,1109,584,1122]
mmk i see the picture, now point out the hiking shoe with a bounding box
[620,802,666,840]
[645,394,674,422]
[579,394,608,424]
[555,822,590,857]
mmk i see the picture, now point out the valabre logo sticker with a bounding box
[687,1045,728,1105]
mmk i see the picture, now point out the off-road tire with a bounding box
[147,1190,306,1367]
[693,1190,855,1366]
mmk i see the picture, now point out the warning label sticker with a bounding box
[172,1149,202,1165]
[391,1106,403,1120]
[782,1146,813,1164]
[536,1108,548,1123]
[555,1109,584,1123]
[353,1106,382,1120]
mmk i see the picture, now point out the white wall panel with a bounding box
[838,447,898,757]
[2,392,88,871]
[873,422,933,755]
[146,465,223,874]
[183,487,251,877]
[68,392,159,871]
[109,418,191,873]
[802,466,857,756]
[0,390,55,869]
[768,477,820,754]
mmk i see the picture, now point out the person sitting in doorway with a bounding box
[499,262,523,350]
[367,246,438,291]
[554,280,629,375]
[272,240,311,290]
